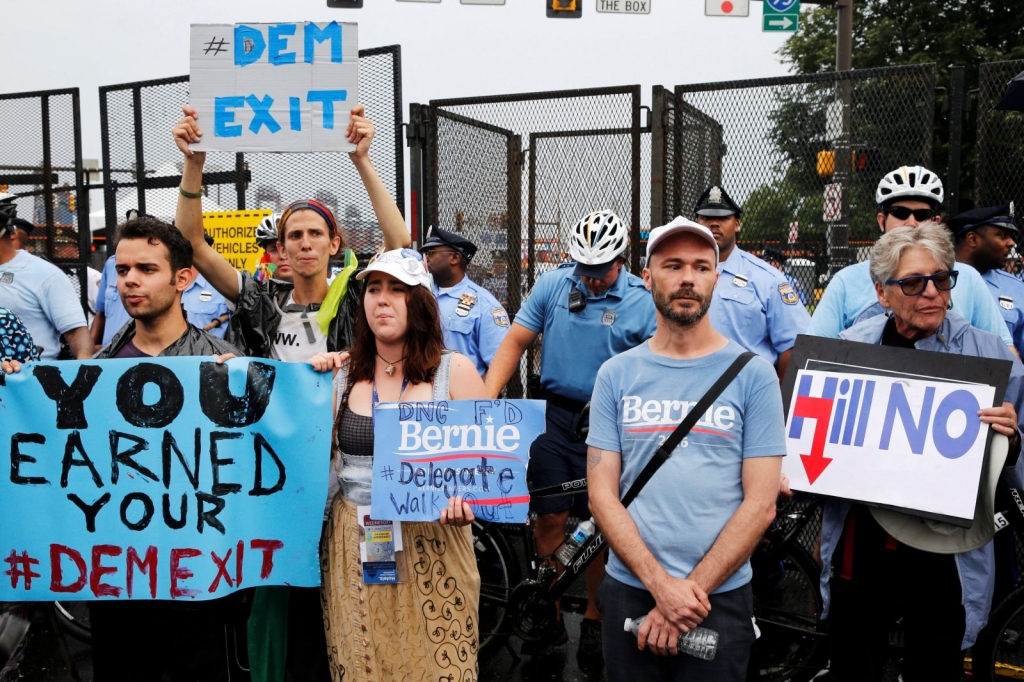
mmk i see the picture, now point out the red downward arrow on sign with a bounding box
[793,395,835,484]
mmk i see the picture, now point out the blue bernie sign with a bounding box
[0,358,332,601]
[370,400,545,524]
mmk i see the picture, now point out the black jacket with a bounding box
[96,320,240,358]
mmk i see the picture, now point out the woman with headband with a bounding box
[172,103,410,362]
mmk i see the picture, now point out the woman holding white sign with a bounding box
[820,222,1024,681]
[308,248,487,682]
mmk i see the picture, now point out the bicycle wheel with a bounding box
[750,543,827,682]
[971,584,1024,681]
[52,601,91,644]
[473,521,521,655]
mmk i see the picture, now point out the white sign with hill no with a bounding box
[189,22,359,153]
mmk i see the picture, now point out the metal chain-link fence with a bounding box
[422,86,643,315]
[976,60,1024,234]
[99,45,403,259]
[418,86,642,398]
[0,89,88,266]
[662,64,936,307]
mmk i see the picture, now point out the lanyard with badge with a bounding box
[358,376,411,584]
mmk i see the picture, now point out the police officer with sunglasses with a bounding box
[808,166,1016,353]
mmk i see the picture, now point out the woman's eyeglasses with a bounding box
[885,270,958,296]
[886,206,937,222]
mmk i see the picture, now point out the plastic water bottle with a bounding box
[623,616,719,661]
[554,519,595,565]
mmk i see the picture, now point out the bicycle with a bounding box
[748,495,827,682]
[472,478,831,680]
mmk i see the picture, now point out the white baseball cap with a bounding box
[645,216,719,265]
[356,248,432,290]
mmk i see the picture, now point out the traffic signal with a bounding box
[816,147,882,177]
[548,0,582,18]
[68,193,76,212]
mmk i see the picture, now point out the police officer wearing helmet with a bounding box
[485,209,657,672]
[254,212,292,283]
[694,185,810,379]
[949,202,1024,358]
[420,226,510,376]
[808,165,1016,351]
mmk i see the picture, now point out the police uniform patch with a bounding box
[0,273,12,285]
[199,291,212,303]
[601,309,617,326]
[456,292,477,317]
[492,308,510,327]
[733,274,749,288]
[1000,295,1014,310]
[778,282,799,305]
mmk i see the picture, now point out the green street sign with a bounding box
[763,12,798,30]
[763,0,799,32]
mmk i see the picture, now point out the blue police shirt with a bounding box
[96,255,132,346]
[182,273,232,339]
[710,247,811,366]
[513,263,657,404]
[0,250,87,360]
[981,268,1024,358]
[435,276,510,376]
[807,260,1015,347]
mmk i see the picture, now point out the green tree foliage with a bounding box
[779,0,1024,211]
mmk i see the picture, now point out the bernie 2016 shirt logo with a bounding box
[788,371,986,484]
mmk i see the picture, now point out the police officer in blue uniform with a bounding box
[182,233,232,339]
[420,227,510,376]
[485,209,656,673]
[950,202,1024,358]
[694,185,810,379]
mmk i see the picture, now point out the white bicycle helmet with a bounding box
[255,212,280,246]
[569,209,627,266]
[875,166,944,208]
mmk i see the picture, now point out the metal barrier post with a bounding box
[946,66,966,217]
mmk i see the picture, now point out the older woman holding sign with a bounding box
[308,248,487,682]
[820,222,1024,681]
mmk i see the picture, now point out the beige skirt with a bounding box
[321,497,481,682]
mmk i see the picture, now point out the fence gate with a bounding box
[412,86,643,397]
[976,60,1024,217]
[98,45,404,258]
[657,64,936,296]
[0,88,90,306]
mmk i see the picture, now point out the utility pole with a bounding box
[830,0,854,276]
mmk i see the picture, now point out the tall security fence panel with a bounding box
[414,87,642,398]
[668,64,936,303]
[99,45,403,258]
[0,88,89,305]
[976,60,1024,221]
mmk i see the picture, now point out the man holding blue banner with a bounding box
[89,215,243,680]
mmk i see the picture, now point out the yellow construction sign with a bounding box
[202,209,272,273]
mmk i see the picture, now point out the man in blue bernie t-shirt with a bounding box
[587,217,785,682]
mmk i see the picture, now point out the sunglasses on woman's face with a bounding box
[886,206,937,222]
[885,269,958,296]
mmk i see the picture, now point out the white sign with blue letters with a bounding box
[189,22,359,153]
[782,369,996,522]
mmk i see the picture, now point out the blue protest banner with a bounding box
[0,358,332,602]
[370,399,544,523]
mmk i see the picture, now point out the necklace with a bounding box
[376,351,406,377]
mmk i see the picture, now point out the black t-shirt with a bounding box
[112,339,152,358]
[880,316,918,349]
